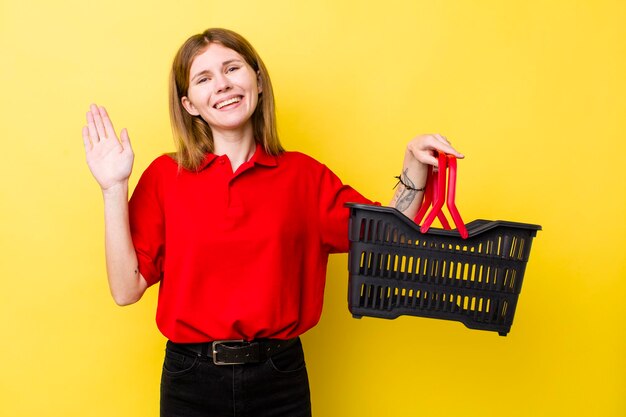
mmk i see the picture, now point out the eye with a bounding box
[197,77,209,84]
[226,66,239,73]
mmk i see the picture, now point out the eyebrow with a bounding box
[190,59,244,81]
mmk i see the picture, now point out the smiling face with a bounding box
[181,42,262,137]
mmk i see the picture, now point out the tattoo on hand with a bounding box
[394,169,418,211]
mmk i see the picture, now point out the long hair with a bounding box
[169,28,283,170]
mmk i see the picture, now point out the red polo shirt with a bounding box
[129,144,374,342]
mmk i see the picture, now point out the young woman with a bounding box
[82,28,463,417]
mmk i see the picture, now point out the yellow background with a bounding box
[1,0,624,416]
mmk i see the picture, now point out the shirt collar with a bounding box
[197,152,219,171]
[249,143,279,167]
[196,143,278,171]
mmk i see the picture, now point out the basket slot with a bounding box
[500,299,508,321]
[483,240,493,256]
[447,294,455,313]
[514,237,524,259]
[428,291,438,310]
[468,264,477,287]
[418,290,427,309]
[402,256,410,279]
[375,286,383,308]
[479,264,490,289]
[440,292,449,312]
[382,286,389,309]
[442,292,451,311]
[494,267,502,291]
[379,221,386,242]
[429,259,440,285]
[359,283,369,308]
[473,298,482,320]
[410,289,419,308]
[393,287,402,309]
[426,291,435,310]
[493,299,504,323]
[475,297,489,321]
[502,268,516,292]
[359,218,368,242]
[371,286,379,309]
[451,293,457,313]
[503,235,513,258]
[482,299,491,322]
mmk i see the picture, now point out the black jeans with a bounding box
[160,338,312,417]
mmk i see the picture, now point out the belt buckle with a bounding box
[212,340,245,365]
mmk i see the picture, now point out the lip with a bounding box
[213,95,244,110]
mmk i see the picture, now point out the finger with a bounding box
[86,111,100,143]
[434,134,449,144]
[82,126,92,151]
[424,134,461,157]
[435,141,464,158]
[120,128,132,149]
[422,154,439,167]
[100,106,117,139]
[90,103,107,140]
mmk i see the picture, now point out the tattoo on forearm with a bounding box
[394,169,418,211]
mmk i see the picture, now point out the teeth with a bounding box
[215,97,241,109]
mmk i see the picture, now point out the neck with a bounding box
[212,123,256,172]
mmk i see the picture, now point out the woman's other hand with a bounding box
[405,133,464,168]
[82,104,134,191]
[390,134,464,216]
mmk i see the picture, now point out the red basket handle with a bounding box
[414,152,468,239]
[419,152,450,232]
[445,156,468,238]
[414,154,451,228]
[413,171,432,225]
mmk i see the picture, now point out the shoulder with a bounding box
[138,153,178,179]
[275,150,347,189]
[146,153,178,171]
[276,151,327,171]
[133,154,178,196]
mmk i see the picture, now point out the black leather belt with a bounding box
[167,338,298,365]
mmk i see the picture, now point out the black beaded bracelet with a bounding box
[393,175,426,192]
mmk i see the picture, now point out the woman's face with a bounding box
[182,42,261,136]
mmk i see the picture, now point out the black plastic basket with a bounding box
[346,203,541,336]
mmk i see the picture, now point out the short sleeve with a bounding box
[317,165,379,253]
[128,158,167,286]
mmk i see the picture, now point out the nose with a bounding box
[214,73,232,94]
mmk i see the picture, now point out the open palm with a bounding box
[82,104,134,191]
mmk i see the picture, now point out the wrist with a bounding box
[394,174,425,192]
[101,181,129,199]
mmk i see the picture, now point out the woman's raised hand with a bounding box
[82,104,134,191]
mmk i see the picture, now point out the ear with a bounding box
[256,71,263,94]
[181,96,200,116]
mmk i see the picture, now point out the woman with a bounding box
[82,28,463,417]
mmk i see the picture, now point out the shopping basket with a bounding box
[346,153,541,336]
